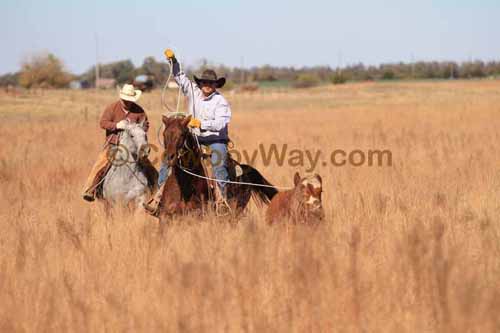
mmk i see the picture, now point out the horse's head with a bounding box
[162,115,192,167]
[293,172,324,219]
[119,121,150,161]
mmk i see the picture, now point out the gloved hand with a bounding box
[116,119,129,130]
[187,118,201,128]
[164,49,175,60]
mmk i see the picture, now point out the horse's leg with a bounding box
[133,194,146,216]
[199,193,206,216]
[158,217,167,236]
[125,200,134,214]
[185,200,203,217]
[227,184,251,217]
[121,189,142,215]
[102,199,113,218]
[158,213,173,236]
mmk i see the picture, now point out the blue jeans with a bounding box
[158,142,229,195]
[158,159,170,186]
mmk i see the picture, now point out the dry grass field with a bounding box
[1,80,500,332]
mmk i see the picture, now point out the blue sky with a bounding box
[2,0,499,75]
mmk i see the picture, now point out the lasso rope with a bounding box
[178,162,293,190]
[160,58,182,114]
[157,57,185,148]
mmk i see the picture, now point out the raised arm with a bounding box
[165,49,201,100]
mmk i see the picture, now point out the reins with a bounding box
[106,130,149,188]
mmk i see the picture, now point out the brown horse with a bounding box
[157,115,277,222]
[266,172,324,224]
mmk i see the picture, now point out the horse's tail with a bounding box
[239,164,278,205]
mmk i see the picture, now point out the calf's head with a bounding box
[293,172,324,220]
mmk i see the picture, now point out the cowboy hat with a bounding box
[119,84,142,102]
[194,69,226,88]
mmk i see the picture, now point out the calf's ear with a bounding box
[293,172,301,186]
[316,174,322,184]
[162,115,170,125]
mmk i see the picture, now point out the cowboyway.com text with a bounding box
[225,144,392,171]
[130,143,393,171]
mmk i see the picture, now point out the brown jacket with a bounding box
[100,100,149,145]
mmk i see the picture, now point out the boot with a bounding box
[82,171,106,202]
[82,148,111,203]
[82,189,95,202]
[214,186,231,216]
[143,183,165,217]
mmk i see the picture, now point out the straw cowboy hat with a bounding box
[194,69,226,88]
[119,84,142,102]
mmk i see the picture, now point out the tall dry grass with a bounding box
[1,81,500,332]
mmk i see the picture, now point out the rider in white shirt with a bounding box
[144,49,232,215]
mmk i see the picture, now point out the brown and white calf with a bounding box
[266,172,324,224]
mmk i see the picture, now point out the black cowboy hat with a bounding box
[194,69,226,88]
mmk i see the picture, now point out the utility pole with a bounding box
[240,56,245,84]
[411,53,415,79]
[337,50,343,75]
[95,32,100,89]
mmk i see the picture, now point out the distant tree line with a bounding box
[2,52,500,89]
[215,60,500,86]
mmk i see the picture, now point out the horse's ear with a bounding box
[162,115,170,125]
[181,115,192,128]
[316,174,322,185]
[293,172,301,186]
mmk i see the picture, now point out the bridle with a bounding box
[163,124,197,167]
[106,130,149,187]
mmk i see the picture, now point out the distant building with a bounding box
[96,78,116,89]
[69,80,92,90]
[69,80,82,90]
[133,75,154,92]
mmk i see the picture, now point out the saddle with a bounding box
[198,144,243,182]
[198,144,243,215]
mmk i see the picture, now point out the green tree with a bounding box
[330,71,347,85]
[138,56,170,85]
[293,74,320,88]
[0,72,19,87]
[381,70,395,80]
[81,59,135,86]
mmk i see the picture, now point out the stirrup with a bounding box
[143,199,160,217]
[143,203,160,217]
[144,184,165,217]
[215,197,231,217]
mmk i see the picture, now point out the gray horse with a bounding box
[102,122,153,209]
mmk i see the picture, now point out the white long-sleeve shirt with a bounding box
[173,66,231,143]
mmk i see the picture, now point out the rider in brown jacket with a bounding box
[82,84,157,202]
